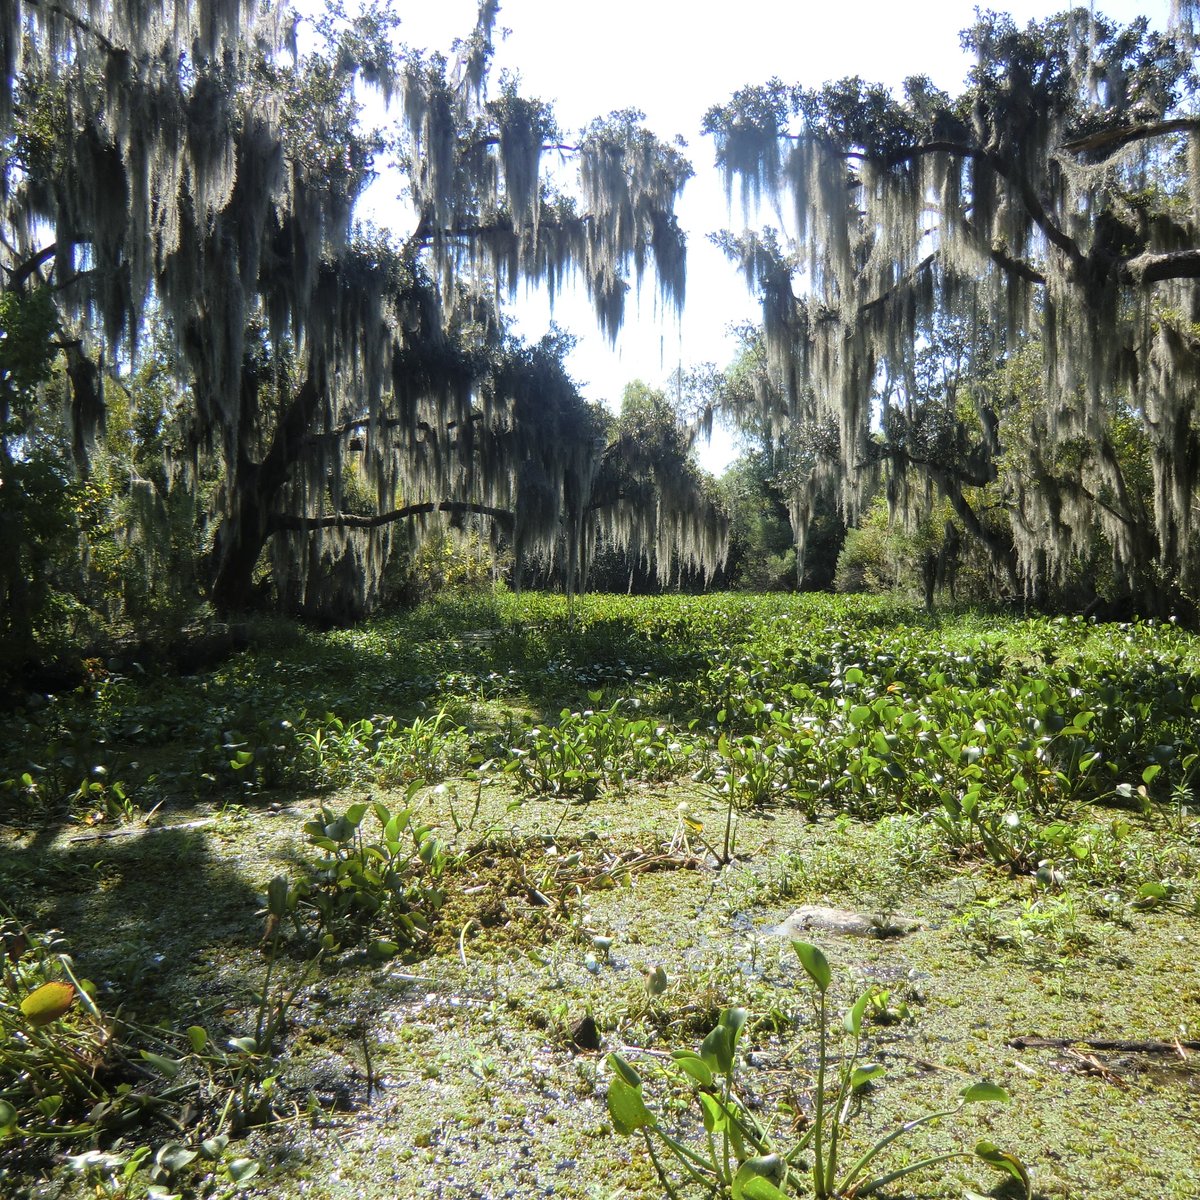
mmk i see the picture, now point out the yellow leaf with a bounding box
[20,981,76,1027]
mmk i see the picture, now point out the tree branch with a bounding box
[4,244,56,290]
[1063,117,1200,158]
[858,254,937,316]
[304,411,484,445]
[1118,248,1200,284]
[24,1,118,54]
[855,138,1086,272]
[269,499,514,533]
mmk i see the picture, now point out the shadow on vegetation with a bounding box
[1,826,265,1025]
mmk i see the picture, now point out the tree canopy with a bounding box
[9,1,1200,644]
[704,5,1200,611]
[0,0,722,630]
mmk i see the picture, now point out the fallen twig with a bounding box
[1008,1036,1200,1054]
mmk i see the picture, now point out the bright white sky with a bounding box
[346,0,1174,471]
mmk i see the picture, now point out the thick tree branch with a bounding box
[1063,117,1200,157]
[984,241,1046,286]
[408,212,591,250]
[269,500,514,533]
[853,138,1086,272]
[858,254,937,316]
[4,244,56,290]
[25,1,118,53]
[932,466,1020,594]
[1118,248,1200,284]
[467,134,582,154]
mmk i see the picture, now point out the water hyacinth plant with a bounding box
[607,941,1030,1199]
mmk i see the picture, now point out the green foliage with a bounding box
[285,791,453,953]
[0,288,76,658]
[397,527,506,604]
[606,942,1029,1199]
[3,591,1200,1197]
[0,921,109,1139]
[505,693,689,799]
[705,9,1200,614]
[0,909,300,1167]
[0,288,58,404]
[1,1,707,625]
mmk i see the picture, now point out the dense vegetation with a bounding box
[3,1,1200,1196]
[706,5,1200,613]
[3,592,1198,1197]
[0,0,724,667]
[5,2,1200,677]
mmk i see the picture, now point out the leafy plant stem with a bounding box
[855,1149,973,1195]
[837,1102,967,1192]
[655,1127,720,1184]
[642,1128,683,1200]
[721,791,736,865]
[814,989,828,1198]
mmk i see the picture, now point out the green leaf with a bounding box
[186,1025,208,1053]
[698,1090,727,1134]
[732,1155,786,1199]
[367,939,399,961]
[976,1140,1031,1196]
[721,1006,749,1044]
[701,1023,733,1073]
[140,1050,182,1079]
[607,1077,652,1135]
[961,1081,1010,1104]
[154,1142,197,1174]
[0,1100,17,1133]
[671,1051,714,1088]
[1142,764,1162,785]
[850,1063,886,1091]
[606,1051,642,1089]
[739,1180,788,1200]
[226,1158,261,1185]
[845,990,872,1036]
[1133,881,1169,909]
[200,1134,230,1160]
[323,816,355,842]
[792,941,831,992]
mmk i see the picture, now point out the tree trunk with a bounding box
[209,361,325,615]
